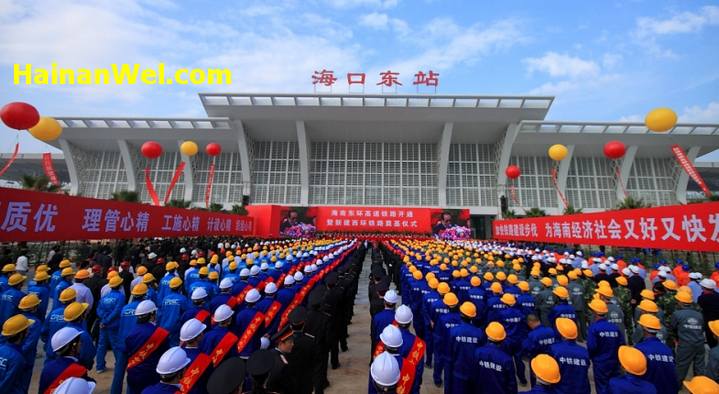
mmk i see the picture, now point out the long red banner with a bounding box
[672,144,712,198]
[493,202,719,252]
[41,153,60,186]
[0,187,253,242]
[314,206,433,233]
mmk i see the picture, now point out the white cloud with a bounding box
[617,114,643,123]
[680,101,719,123]
[323,0,398,9]
[359,12,389,29]
[633,6,719,58]
[602,53,622,69]
[524,52,600,79]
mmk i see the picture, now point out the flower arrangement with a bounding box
[282,223,317,238]
[438,225,473,240]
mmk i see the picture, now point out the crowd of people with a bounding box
[0,237,364,394]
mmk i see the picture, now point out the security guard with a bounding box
[267,325,295,393]
[448,301,485,394]
[206,356,245,394]
[18,294,43,392]
[96,275,124,373]
[670,290,706,384]
[158,277,189,347]
[41,287,76,364]
[634,314,677,394]
[28,269,51,321]
[587,299,624,394]
[39,327,95,394]
[472,322,517,394]
[0,315,36,394]
[549,318,590,394]
[64,301,96,370]
[497,293,527,386]
[521,313,557,387]
[435,292,461,388]
[178,318,213,394]
[285,306,316,394]
[245,348,280,394]
[369,351,400,394]
[305,288,331,394]
[0,273,27,323]
[201,304,239,367]
[526,354,561,394]
[608,346,657,393]
[125,300,169,394]
[142,346,192,394]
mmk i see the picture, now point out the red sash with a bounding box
[195,309,210,323]
[372,322,399,358]
[44,362,87,394]
[236,312,265,354]
[225,296,238,309]
[235,285,253,304]
[276,273,287,287]
[179,353,212,393]
[264,301,282,328]
[127,327,169,369]
[396,338,425,394]
[209,331,238,367]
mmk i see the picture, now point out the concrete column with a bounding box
[616,145,638,202]
[296,120,311,206]
[232,120,252,197]
[675,146,701,204]
[117,139,136,192]
[58,139,79,195]
[437,122,454,207]
[556,144,574,210]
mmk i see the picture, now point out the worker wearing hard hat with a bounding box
[634,314,678,394]
[0,314,36,394]
[607,346,657,393]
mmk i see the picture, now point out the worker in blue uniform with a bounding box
[587,299,624,394]
[525,354,562,394]
[485,282,506,323]
[408,270,428,340]
[0,273,27,323]
[112,283,148,394]
[435,292,462,389]
[200,304,239,366]
[371,289,399,353]
[41,287,76,364]
[139,346,190,394]
[234,288,266,359]
[48,260,71,297]
[276,275,297,313]
[185,260,201,294]
[157,261,180,305]
[0,314,37,394]
[634,314,678,394]
[232,268,251,297]
[63,301,96,370]
[17,294,43,392]
[516,281,536,318]
[181,287,212,328]
[178,318,213,394]
[52,268,74,309]
[467,276,486,325]
[607,346,657,394]
[209,278,236,313]
[548,286,577,332]
[549,317,590,394]
[95,275,125,373]
[158,277,189,347]
[421,277,440,367]
[369,351,401,394]
[190,267,216,300]
[472,321,518,394]
[124,300,170,394]
[39,327,95,394]
[521,313,557,387]
[28,270,51,321]
[498,293,527,386]
[448,301,486,394]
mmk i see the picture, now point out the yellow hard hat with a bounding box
[640,289,655,300]
[597,286,613,298]
[496,272,507,282]
[34,271,50,282]
[75,270,90,280]
[210,255,219,263]
[709,320,719,338]
[199,267,209,276]
[36,264,49,272]
[59,288,77,303]
[428,278,439,289]
[518,281,529,292]
[484,272,494,281]
[460,268,469,278]
[662,280,678,291]
[553,286,569,299]
[459,302,477,318]
[618,345,647,376]
[540,277,552,287]
[470,276,481,287]
[683,376,719,394]
[556,317,577,339]
[567,271,578,280]
[490,282,503,294]
[189,259,198,267]
[531,354,561,384]
[638,300,658,313]
[616,276,628,287]
[107,271,119,280]
[556,275,568,286]
[485,322,506,342]
[675,290,693,304]
[165,261,179,271]
[582,269,593,278]
[2,314,34,336]
[507,274,518,285]
[439,263,448,271]
[437,282,451,295]
[598,280,610,288]
[413,271,423,280]
[108,276,123,288]
[19,293,41,310]
[2,263,15,273]
[426,272,436,280]
[589,299,608,315]
[500,293,516,306]
[142,273,155,284]
[443,292,459,307]
[132,283,148,296]
[8,273,26,286]
[229,262,237,270]
[638,314,661,331]
[59,259,71,269]
[452,270,461,279]
[209,271,219,280]
[548,268,557,276]
[136,266,148,275]
[61,268,74,277]
[169,277,183,289]
[64,302,89,322]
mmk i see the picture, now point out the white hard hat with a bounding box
[180,318,206,342]
[148,252,158,260]
[304,265,312,274]
[260,263,269,271]
[219,278,234,290]
[264,282,278,295]
[599,263,608,271]
[284,276,295,286]
[658,271,668,278]
[576,251,583,256]
[275,262,283,269]
[260,336,270,350]
[213,304,234,323]
[156,346,192,375]
[191,287,208,301]
[294,272,304,282]
[240,268,250,277]
[135,300,157,316]
[383,289,399,304]
[395,305,413,325]
[379,325,403,348]
[608,257,615,262]
[370,352,400,387]
[630,266,640,274]
[51,326,82,352]
[245,288,261,303]
[250,266,261,276]
[701,278,717,290]
[53,377,96,394]
[622,268,631,276]
[180,248,187,253]
[689,272,703,280]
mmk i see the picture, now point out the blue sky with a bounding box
[1,0,718,158]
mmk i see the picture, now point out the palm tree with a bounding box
[167,199,191,208]
[616,196,650,210]
[563,205,583,215]
[110,190,140,203]
[503,209,518,219]
[209,203,225,212]
[525,207,547,217]
[231,204,248,215]
[21,175,61,193]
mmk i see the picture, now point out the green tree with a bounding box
[166,199,191,208]
[110,190,140,202]
[21,175,61,193]
[503,209,518,219]
[231,204,248,215]
[525,207,547,217]
[563,205,583,215]
[209,203,225,212]
[616,196,650,210]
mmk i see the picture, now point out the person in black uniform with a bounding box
[267,325,294,393]
[206,357,246,394]
[323,272,344,369]
[304,288,331,394]
[246,350,279,394]
[286,307,316,394]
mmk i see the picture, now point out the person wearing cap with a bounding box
[634,314,678,394]
[369,351,401,393]
[548,286,576,334]
[257,282,283,336]
[433,292,462,388]
[284,306,318,394]
[209,278,238,314]
[17,294,43,391]
[201,304,239,367]
[525,354,561,394]
[520,313,557,386]
[631,300,668,345]
[70,269,94,310]
[234,288,267,360]
[448,301,485,393]
[141,346,192,394]
[276,275,298,313]
[0,272,27,323]
[304,288,331,394]
[41,287,76,365]
[0,263,16,293]
[698,278,719,348]
[0,314,35,394]
[178,318,213,394]
[64,301,96,370]
[95,274,125,373]
[158,277,190,347]
[536,277,556,327]
[28,269,51,321]
[607,345,657,393]
[39,327,95,394]
[125,300,170,394]
[112,284,148,394]
[671,290,706,384]
[587,298,624,394]
[265,324,295,393]
[157,261,180,305]
[246,349,280,394]
[206,356,246,394]
[472,321,517,394]
[548,317,589,394]
[597,285,627,345]
[372,289,399,357]
[182,288,212,329]
[52,268,74,310]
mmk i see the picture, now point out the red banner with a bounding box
[0,187,253,242]
[42,153,60,186]
[205,160,216,208]
[0,142,19,178]
[493,202,719,252]
[315,206,433,233]
[144,166,160,206]
[163,161,186,205]
[672,144,712,198]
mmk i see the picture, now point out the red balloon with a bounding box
[0,102,40,130]
[141,141,163,159]
[505,165,521,179]
[603,140,626,160]
[205,142,221,156]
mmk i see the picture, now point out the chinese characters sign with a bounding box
[312,69,439,91]
[493,202,719,252]
[315,206,432,234]
[0,187,253,242]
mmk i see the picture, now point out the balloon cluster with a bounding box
[1,102,63,141]
[141,141,222,159]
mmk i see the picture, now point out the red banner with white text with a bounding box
[493,202,719,252]
[671,144,712,198]
[315,206,433,233]
[0,187,253,242]
[41,153,60,186]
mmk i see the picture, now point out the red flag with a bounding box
[671,144,712,198]
[42,153,60,186]
[163,161,186,205]
[144,166,160,206]
[0,142,19,178]
[205,159,216,208]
